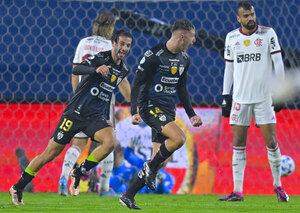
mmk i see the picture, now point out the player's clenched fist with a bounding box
[131,114,143,125]
[96,65,111,76]
[190,115,203,127]
[221,94,231,117]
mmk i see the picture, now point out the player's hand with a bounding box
[221,94,232,117]
[190,115,203,127]
[96,65,111,76]
[132,114,143,125]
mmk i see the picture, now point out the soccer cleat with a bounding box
[69,169,80,196]
[142,161,156,191]
[58,177,68,196]
[218,192,244,201]
[274,186,289,202]
[99,188,120,197]
[119,193,141,210]
[9,185,24,205]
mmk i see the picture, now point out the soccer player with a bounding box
[58,11,130,197]
[119,20,203,210]
[9,30,133,205]
[218,1,288,202]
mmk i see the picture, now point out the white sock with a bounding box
[99,152,114,192]
[267,145,282,187]
[60,145,81,180]
[232,146,246,193]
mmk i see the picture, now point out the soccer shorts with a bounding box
[139,102,175,144]
[52,113,111,144]
[229,97,276,126]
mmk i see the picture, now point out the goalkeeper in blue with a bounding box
[219,1,288,202]
[119,20,203,210]
[9,30,133,205]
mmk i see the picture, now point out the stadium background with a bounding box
[0,0,299,195]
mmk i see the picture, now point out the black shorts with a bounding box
[51,113,111,145]
[139,102,175,144]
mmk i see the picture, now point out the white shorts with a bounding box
[229,98,276,126]
[74,131,89,139]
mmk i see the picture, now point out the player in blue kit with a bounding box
[9,30,133,205]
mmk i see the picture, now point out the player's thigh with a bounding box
[231,125,249,147]
[259,123,277,148]
[84,118,115,146]
[230,101,253,126]
[253,98,276,125]
[139,104,174,134]
[161,121,186,144]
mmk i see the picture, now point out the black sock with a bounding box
[125,170,146,198]
[75,159,98,176]
[14,172,34,191]
[149,142,173,171]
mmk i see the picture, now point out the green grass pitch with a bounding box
[1,193,300,212]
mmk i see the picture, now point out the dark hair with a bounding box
[92,11,116,38]
[171,20,195,33]
[238,1,253,12]
[111,30,133,43]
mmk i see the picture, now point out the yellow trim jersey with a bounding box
[224,25,281,103]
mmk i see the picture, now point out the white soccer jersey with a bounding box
[73,35,112,64]
[224,25,281,103]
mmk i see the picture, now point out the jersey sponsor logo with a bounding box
[156,49,164,56]
[161,76,179,84]
[144,50,153,57]
[171,67,177,75]
[139,56,146,64]
[111,75,117,83]
[225,45,230,57]
[179,66,184,75]
[98,92,109,102]
[254,38,263,47]
[270,37,276,50]
[163,86,176,94]
[243,40,250,47]
[237,53,261,63]
[99,82,115,92]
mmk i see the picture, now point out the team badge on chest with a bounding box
[171,67,177,75]
[244,40,250,47]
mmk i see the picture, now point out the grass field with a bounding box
[1,192,300,212]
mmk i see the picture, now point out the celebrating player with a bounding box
[218,1,288,202]
[58,11,130,197]
[9,30,133,205]
[119,20,203,210]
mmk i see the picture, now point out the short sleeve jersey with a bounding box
[64,50,129,119]
[136,42,190,109]
[73,36,112,81]
[224,25,281,103]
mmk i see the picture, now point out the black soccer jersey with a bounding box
[64,50,129,120]
[131,42,195,118]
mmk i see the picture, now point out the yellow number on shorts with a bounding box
[59,118,73,131]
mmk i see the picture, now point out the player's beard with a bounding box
[244,20,256,30]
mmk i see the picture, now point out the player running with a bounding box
[120,20,203,210]
[9,30,133,205]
